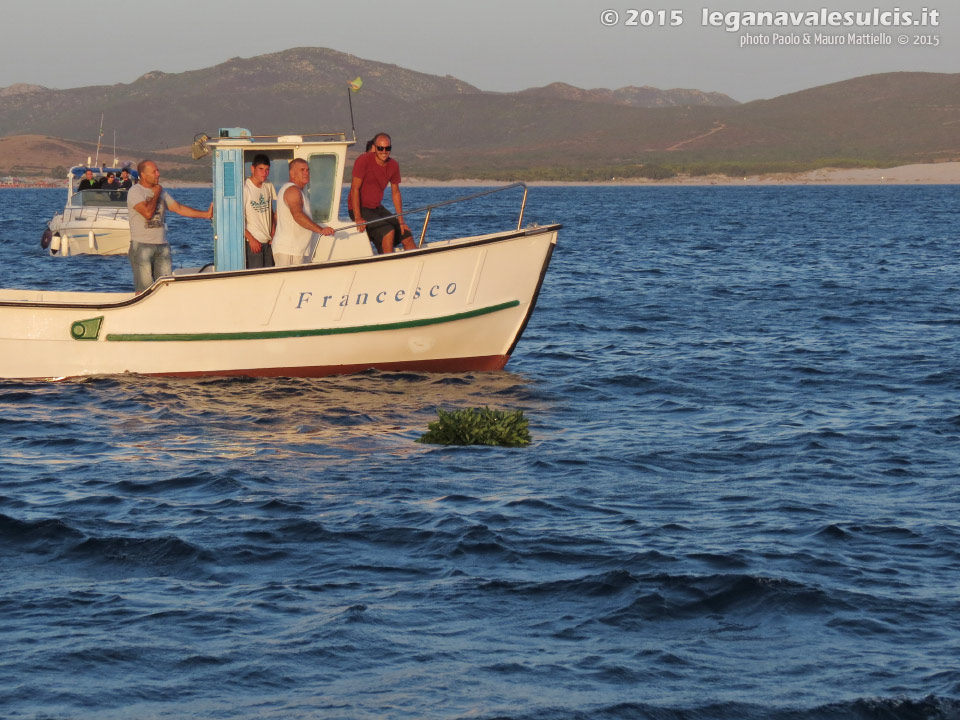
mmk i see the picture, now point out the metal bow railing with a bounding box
[340,182,529,249]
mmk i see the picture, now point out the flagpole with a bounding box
[347,77,362,143]
[347,89,357,143]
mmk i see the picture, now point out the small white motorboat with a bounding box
[42,165,138,257]
[2,129,559,380]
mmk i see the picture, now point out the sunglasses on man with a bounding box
[375,145,392,152]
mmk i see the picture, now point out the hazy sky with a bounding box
[3,0,954,102]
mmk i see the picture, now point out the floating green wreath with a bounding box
[417,407,531,447]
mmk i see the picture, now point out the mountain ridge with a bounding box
[1,48,957,180]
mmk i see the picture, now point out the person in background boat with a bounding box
[100,172,122,200]
[272,158,336,266]
[243,154,277,269]
[118,169,133,192]
[349,132,416,254]
[127,159,213,293]
[77,169,98,192]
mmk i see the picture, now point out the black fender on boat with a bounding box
[41,228,52,249]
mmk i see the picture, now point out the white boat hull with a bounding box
[48,213,131,256]
[0,227,558,380]
[46,166,135,257]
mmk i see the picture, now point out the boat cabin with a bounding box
[205,128,368,272]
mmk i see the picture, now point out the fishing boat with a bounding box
[41,165,138,256]
[1,128,559,380]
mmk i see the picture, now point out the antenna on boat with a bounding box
[347,77,362,142]
[94,113,104,168]
[113,130,118,167]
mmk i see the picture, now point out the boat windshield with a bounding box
[72,189,128,208]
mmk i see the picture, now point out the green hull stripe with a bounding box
[105,300,520,342]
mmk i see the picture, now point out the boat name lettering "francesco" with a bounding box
[296,283,458,309]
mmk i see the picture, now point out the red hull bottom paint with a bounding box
[142,354,511,379]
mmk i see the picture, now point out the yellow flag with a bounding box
[349,77,363,92]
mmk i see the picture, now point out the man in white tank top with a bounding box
[272,159,336,266]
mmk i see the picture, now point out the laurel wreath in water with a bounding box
[417,407,531,447]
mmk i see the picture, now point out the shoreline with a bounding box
[5,162,959,189]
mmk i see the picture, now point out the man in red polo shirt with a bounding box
[349,132,416,254]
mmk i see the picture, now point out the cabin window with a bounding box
[307,154,338,223]
[243,150,292,201]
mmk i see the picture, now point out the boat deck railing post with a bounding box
[417,209,433,248]
[516,184,528,231]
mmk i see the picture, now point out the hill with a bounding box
[0,135,195,179]
[398,72,960,179]
[1,48,958,180]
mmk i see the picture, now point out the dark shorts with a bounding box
[246,240,274,269]
[359,205,400,254]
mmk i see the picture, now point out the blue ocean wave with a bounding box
[2,187,960,718]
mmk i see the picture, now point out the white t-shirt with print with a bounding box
[243,178,277,243]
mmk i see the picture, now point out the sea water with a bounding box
[0,185,958,719]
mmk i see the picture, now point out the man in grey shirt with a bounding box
[127,159,213,293]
